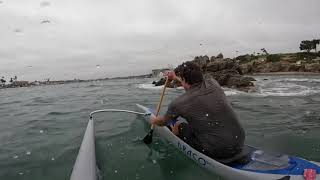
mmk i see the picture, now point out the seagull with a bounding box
[14,28,22,33]
[41,20,51,24]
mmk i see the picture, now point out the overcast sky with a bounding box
[0,0,319,81]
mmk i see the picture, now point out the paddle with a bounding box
[143,77,169,144]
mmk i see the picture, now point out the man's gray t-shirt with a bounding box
[165,77,245,156]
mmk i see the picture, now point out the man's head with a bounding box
[174,61,203,89]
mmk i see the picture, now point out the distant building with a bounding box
[12,81,29,87]
[152,68,170,77]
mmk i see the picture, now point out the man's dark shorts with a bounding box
[177,122,242,160]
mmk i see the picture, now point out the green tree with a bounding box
[266,54,281,62]
[261,48,269,55]
[300,40,313,53]
[312,39,320,52]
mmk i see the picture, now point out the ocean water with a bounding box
[0,75,320,180]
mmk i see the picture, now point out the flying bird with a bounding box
[41,20,51,24]
[14,28,22,33]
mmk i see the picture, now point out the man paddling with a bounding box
[151,61,245,160]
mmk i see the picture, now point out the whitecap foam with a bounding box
[256,82,318,96]
[138,78,320,97]
[139,84,246,96]
[222,88,244,96]
[137,83,165,90]
[137,83,184,90]
[276,78,320,83]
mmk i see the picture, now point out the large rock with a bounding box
[216,53,224,59]
[152,78,166,86]
[226,76,255,87]
[239,54,320,74]
[305,63,320,72]
[202,57,254,91]
[206,58,242,74]
[152,78,181,88]
[287,64,301,71]
[240,63,254,74]
[153,54,256,92]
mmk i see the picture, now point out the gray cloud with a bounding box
[0,0,319,81]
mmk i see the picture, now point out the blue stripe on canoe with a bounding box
[234,157,320,175]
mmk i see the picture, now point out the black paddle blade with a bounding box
[143,129,154,144]
[277,176,290,180]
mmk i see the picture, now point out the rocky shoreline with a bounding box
[0,74,152,90]
[152,54,256,92]
[152,52,320,92]
[252,72,320,76]
[1,52,319,91]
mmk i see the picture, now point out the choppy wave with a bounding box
[1,76,320,180]
[0,100,22,106]
[47,111,73,116]
[138,83,245,96]
[84,84,102,88]
[137,83,184,90]
[274,78,320,83]
[137,83,163,90]
[222,88,245,96]
[253,78,320,97]
[138,76,320,97]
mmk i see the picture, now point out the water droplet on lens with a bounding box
[305,111,311,116]
[152,160,157,164]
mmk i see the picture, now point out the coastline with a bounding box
[2,71,320,91]
[251,72,320,76]
[0,74,152,90]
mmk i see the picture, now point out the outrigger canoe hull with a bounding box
[136,104,320,180]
